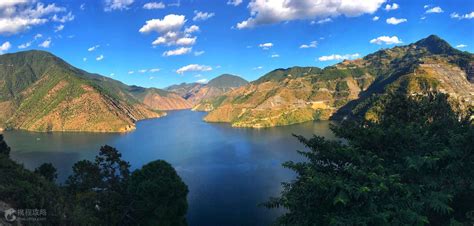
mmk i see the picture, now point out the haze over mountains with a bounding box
[0,35,472,132]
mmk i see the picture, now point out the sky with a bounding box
[0,0,473,89]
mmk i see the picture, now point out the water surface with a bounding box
[4,110,336,226]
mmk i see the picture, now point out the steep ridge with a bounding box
[128,87,193,111]
[0,50,169,132]
[204,35,474,128]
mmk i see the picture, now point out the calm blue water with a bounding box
[4,110,336,226]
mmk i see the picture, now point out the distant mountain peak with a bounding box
[414,34,457,55]
[207,74,248,88]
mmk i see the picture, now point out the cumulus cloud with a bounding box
[450,12,474,20]
[0,1,67,35]
[227,0,243,6]
[236,0,385,29]
[18,41,31,49]
[300,41,317,48]
[143,2,165,10]
[149,68,160,72]
[96,55,104,61]
[386,17,407,25]
[259,42,273,50]
[372,16,379,21]
[317,53,360,61]
[384,3,398,11]
[271,54,279,58]
[456,44,467,48]
[176,37,196,45]
[54,24,64,32]
[253,66,263,70]
[139,69,147,73]
[0,41,11,54]
[105,0,134,11]
[128,70,134,74]
[176,64,212,74]
[184,25,199,33]
[163,47,192,56]
[196,78,208,84]
[369,36,402,45]
[193,11,215,21]
[38,38,51,48]
[139,14,186,33]
[88,45,100,51]
[425,6,443,14]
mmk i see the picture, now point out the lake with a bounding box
[3,110,336,226]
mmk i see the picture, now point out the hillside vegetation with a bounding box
[204,35,474,128]
[0,50,190,132]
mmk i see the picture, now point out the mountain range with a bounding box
[0,35,472,132]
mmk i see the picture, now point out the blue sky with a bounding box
[0,0,473,88]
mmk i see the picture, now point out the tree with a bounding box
[34,163,58,182]
[127,160,189,226]
[266,93,474,225]
[0,134,10,156]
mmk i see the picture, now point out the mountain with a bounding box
[0,50,185,132]
[165,74,249,111]
[128,87,192,111]
[204,35,474,128]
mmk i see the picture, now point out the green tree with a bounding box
[266,93,474,225]
[127,160,189,226]
[34,163,58,182]
[0,134,10,156]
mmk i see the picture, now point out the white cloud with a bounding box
[184,25,199,33]
[369,36,402,45]
[18,41,32,49]
[456,44,467,48]
[372,16,379,21]
[139,69,147,73]
[386,17,407,25]
[83,57,87,62]
[253,66,263,70]
[259,42,273,50]
[236,0,385,29]
[38,38,51,48]
[149,76,155,80]
[0,1,66,35]
[193,11,215,21]
[52,12,74,23]
[196,78,208,84]
[300,41,317,48]
[88,45,100,51]
[316,18,332,24]
[425,6,443,14]
[34,33,43,39]
[54,24,64,32]
[176,64,212,74]
[163,47,192,56]
[80,3,85,10]
[110,73,115,76]
[384,3,398,11]
[128,70,134,74]
[96,55,104,61]
[194,50,205,56]
[143,2,165,10]
[139,14,186,33]
[227,0,243,6]
[0,41,11,54]
[318,53,360,61]
[450,12,474,20]
[105,0,134,11]
[271,54,279,58]
[176,37,196,45]
[149,68,160,72]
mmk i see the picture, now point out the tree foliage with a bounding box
[34,163,58,182]
[267,93,474,225]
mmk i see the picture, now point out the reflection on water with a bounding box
[4,110,336,226]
